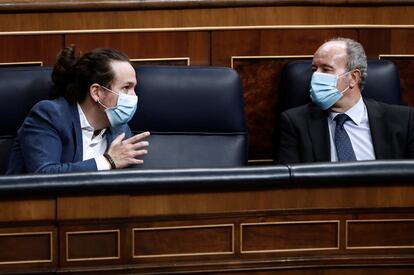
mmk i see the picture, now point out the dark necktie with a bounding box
[334,114,357,161]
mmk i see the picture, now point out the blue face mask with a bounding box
[310,71,350,110]
[98,86,138,127]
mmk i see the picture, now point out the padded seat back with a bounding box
[131,66,248,169]
[0,67,54,174]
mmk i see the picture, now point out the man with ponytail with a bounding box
[7,46,150,174]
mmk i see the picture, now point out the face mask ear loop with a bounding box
[340,86,350,95]
[97,98,109,109]
[98,85,120,110]
[338,70,353,95]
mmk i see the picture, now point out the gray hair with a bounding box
[328,37,368,91]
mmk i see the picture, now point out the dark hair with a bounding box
[52,45,131,103]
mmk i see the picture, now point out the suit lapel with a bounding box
[308,104,331,162]
[69,102,84,162]
[365,99,389,159]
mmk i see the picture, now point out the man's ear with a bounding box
[89,83,101,103]
[349,69,361,89]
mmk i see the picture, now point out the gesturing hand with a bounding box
[106,131,150,169]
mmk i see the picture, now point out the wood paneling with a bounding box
[0,35,63,66]
[0,232,52,264]
[66,230,120,261]
[241,221,339,253]
[66,32,210,66]
[2,6,414,33]
[347,220,414,248]
[57,195,129,220]
[133,225,233,257]
[2,0,414,13]
[0,199,55,222]
[212,29,357,66]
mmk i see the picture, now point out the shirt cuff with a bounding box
[95,155,111,170]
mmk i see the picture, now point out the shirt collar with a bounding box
[77,103,106,136]
[329,96,365,126]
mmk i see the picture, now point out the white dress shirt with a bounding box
[77,104,111,170]
[328,96,376,162]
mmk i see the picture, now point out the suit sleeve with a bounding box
[18,102,97,174]
[276,111,302,164]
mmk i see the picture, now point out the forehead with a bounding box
[110,60,136,85]
[312,41,347,69]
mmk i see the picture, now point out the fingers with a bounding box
[124,131,150,144]
[107,131,149,169]
[131,141,149,150]
[113,133,126,144]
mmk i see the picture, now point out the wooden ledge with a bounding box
[1,0,414,13]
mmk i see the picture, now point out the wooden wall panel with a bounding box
[2,6,414,33]
[0,198,55,222]
[347,220,414,248]
[241,221,339,253]
[212,29,358,66]
[359,29,392,58]
[132,225,233,257]
[389,30,414,54]
[65,32,210,66]
[0,35,63,66]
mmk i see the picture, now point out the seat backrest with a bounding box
[131,65,248,169]
[0,65,248,173]
[278,59,402,113]
[0,67,54,174]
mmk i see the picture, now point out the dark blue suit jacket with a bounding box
[6,97,131,174]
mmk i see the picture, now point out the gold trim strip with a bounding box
[66,229,120,262]
[0,231,53,265]
[0,61,43,67]
[131,57,190,65]
[240,220,340,254]
[2,24,414,36]
[132,224,234,258]
[379,54,414,59]
[346,219,414,250]
[231,55,313,68]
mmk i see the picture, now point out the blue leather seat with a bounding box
[132,66,248,169]
[0,65,248,174]
[0,67,54,174]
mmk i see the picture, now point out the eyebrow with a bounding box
[123,81,136,86]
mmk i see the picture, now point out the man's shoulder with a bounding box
[364,98,414,115]
[28,97,75,124]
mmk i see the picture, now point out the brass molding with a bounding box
[240,220,340,254]
[131,57,190,65]
[231,55,313,68]
[66,229,120,262]
[132,224,234,258]
[0,231,53,265]
[2,25,414,36]
[346,219,414,250]
[379,54,414,59]
[0,61,43,67]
